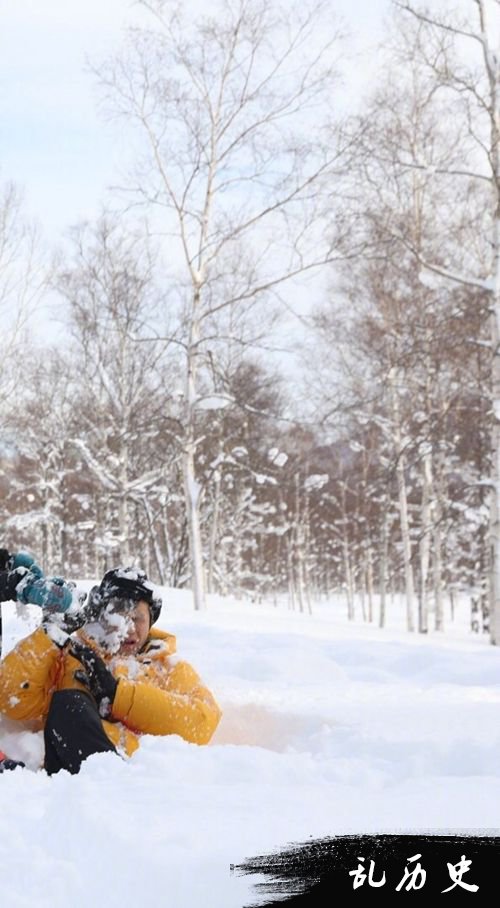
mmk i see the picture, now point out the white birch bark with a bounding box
[488,122,500,642]
[98,1,345,609]
[394,0,500,643]
[366,547,374,623]
[389,367,416,632]
[419,442,432,634]
[379,510,389,628]
[141,496,167,584]
[432,441,446,632]
[342,534,355,621]
[207,469,222,596]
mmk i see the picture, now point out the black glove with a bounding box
[0,755,25,772]
[42,604,89,648]
[70,641,118,718]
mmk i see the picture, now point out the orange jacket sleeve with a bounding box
[0,627,62,722]
[111,660,222,745]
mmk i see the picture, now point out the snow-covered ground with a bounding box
[0,587,499,907]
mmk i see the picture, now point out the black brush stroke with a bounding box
[233,833,500,905]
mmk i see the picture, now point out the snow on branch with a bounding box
[125,468,166,494]
[194,394,233,411]
[416,258,492,293]
[304,474,329,491]
[69,438,119,491]
[390,228,493,293]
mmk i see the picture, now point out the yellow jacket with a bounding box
[0,626,221,757]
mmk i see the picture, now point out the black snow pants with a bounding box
[44,689,117,775]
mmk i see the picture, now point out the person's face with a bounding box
[104,599,151,656]
[120,600,151,655]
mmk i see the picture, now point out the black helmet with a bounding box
[87,567,162,625]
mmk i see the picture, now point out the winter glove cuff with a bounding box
[70,641,118,717]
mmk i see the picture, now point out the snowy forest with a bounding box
[1,0,499,640]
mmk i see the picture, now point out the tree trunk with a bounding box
[293,475,306,613]
[142,496,167,584]
[489,149,500,641]
[366,547,374,623]
[183,289,206,611]
[419,442,432,634]
[379,510,389,629]
[432,449,445,632]
[389,368,415,632]
[287,534,296,610]
[117,437,130,564]
[118,495,130,564]
[207,469,222,595]
[183,444,205,609]
[342,534,355,621]
[359,566,367,622]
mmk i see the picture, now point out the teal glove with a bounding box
[16,574,75,612]
[9,551,43,574]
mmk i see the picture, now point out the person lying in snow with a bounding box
[0,566,221,774]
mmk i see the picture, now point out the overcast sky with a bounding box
[0,0,392,240]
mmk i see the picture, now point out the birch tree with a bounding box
[97,0,347,609]
[2,354,80,573]
[0,181,46,408]
[56,217,175,570]
[387,0,500,641]
[305,1,495,631]
[199,358,287,597]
